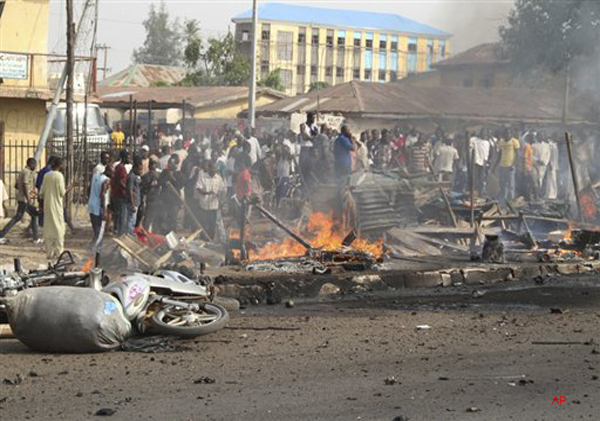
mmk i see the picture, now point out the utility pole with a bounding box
[247,0,258,129]
[96,43,111,80]
[35,0,93,161]
[66,0,75,214]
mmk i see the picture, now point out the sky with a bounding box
[48,0,515,78]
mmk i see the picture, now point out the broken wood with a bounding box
[154,229,204,268]
[565,132,583,221]
[519,212,538,249]
[254,204,313,250]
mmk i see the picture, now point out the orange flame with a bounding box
[252,212,382,260]
[563,223,573,241]
[82,257,94,274]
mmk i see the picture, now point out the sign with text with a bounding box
[0,52,29,79]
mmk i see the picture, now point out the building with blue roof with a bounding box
[232,3,452,95]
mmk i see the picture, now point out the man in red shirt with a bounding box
[111,150,130,236]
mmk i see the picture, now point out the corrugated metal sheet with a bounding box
[97,86,287,109]
[432,43,509,69]
[98,64,187,88]
[232,3,450,37]
[256,81,597,124]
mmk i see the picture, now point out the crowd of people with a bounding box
[1,115,597,259]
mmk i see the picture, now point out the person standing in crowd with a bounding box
[125,160,143,234]
[141,160,161,231]
[112,123,125,150]
[39,158,66,261]
[545,135,560,200]
[333,125,356,183]
[0,158,39,244]
[196,161,225,239]
[521,133,536,201]
[470,130,491,196]
[409,134,432,174]
[183,151,202,230]
[532,132,551,198]
[159,145,172,170]
[245,127,262,165]
[354,134,370,172]
[88,165,113,251]
[111,150,130,236]
[433,137,459,183]
[36,155,56,227]
[372,130,390,170]
[94,151,111,175]
[158,157,184,234]
[495,128,520,204]
[275,145,292,207]
[139,145,150,176]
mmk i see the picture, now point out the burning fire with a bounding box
[252,212,383,260]
[81,257,94,273]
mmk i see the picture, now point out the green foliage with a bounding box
[133,2,182,66]
[183,19,202,69]
[182,31,251,86]
[258,68,283,91]
[500,0,600,74]
[150,80,170,87]
[308,81,330,92]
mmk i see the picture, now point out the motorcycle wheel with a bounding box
[150,302,229,338]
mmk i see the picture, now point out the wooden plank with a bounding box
[386,228,443,256]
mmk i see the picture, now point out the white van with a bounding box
[51,103,110,144]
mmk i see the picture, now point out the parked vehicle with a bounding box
[51,103,111,144]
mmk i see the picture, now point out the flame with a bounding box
[563,223,573,241]
[252,212,383,260]
[81,257,94,274]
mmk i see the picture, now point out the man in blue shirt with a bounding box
[333,125,356,182]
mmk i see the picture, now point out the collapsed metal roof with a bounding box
[98,64,187,88]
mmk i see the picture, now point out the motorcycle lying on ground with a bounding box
[0,251,230,337]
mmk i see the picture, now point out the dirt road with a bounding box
[1,277,599,421]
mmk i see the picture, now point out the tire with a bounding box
[150,302,229,338]
[213,296,240,312]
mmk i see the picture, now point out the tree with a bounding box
[133,2,182,66]
[258,68,283,91]
[308,81,330,92]
[182,31,251,86]
[500,0,600,74]
[183,19,202,69]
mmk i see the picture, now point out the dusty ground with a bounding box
[1,275,600,421]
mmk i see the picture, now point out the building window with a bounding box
[336,67,344,78]
[261,64,270,78]
[311,65,318,76]
[353,69,361,80]
[0,0,5,18]
[277,31,293,61]
[242,30,249,42]
[325,67,333,77]
[312,31,319,45]
[337,30,346,47]
[408,39,417,53]
[297,65,306,75]
[482,75,494,88]
[298,27,306,44]
[261,24,270,41]
[326,30,334,47]
[280,69,293,89]
[379,35,387,50]
[379,52,387,70]
[378,70,386,81]
[426,39,434,70]
[364,69,372,80]
[354,37,361,48]
[407,37,418,73]
[391,36,398,51]
[438,40,446,61]
[390,71,398,81]
[366,32,373,50]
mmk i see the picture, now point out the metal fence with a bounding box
[0,138,39,208]
[46,138,113,204]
